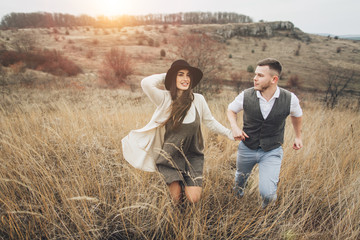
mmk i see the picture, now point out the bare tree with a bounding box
[323,67,356,108]
[99,48,134,87]
[171,33,225,94]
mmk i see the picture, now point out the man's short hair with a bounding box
[257,58,282,76]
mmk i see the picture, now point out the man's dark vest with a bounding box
[243,87,291,152]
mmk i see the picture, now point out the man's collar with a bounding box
[256,87,280,100]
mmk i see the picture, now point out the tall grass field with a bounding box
[0,87,359,239]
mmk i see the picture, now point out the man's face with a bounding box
[253,65,277,92]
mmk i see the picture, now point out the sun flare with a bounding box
[100,0,131,16]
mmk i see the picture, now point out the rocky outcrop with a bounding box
[191,21,311,42]
[216,21,294,38]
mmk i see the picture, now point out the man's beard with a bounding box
[255,81,271,92]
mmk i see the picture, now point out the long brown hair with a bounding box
[162,70,194,131]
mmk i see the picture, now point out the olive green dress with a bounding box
[156,108,204,186]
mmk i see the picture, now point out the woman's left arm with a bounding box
[198,95,234,140]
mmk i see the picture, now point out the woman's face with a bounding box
[176,69,191,92]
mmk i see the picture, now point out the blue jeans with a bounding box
[234,141,283,207]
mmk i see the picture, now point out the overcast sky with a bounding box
[1,0,359,36]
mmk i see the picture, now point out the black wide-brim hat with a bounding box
[165,59,203,90]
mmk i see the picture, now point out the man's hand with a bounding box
[291,116,303,150]
[227,109,249,141]
[231,125,249,141]
[293,137,303,150]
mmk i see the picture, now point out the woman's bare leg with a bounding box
[184,186,202,204]
[168,181,182,204]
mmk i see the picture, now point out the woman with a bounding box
[122,60,233,204]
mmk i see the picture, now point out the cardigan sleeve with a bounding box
[141,73,167,106]
[197,94,234,140]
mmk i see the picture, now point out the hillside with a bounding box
[0,21,359,95]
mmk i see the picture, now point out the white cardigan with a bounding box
[121,73,234,172]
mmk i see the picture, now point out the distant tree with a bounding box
[323,67,356,108]
[0,11,252,29]
[0,12,96,28]
[171,33,225,94]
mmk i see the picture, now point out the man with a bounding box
[227,58,303,208]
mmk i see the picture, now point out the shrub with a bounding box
[228,54,232,58]
[0,50,25,66]
[11,31,37,53]
[147,38,154,47]
[86,50,94,59]
[160,49,166,57]
[262,43,267,51]
[0,65,9,95]
[29,49,83,76]
[247,65,254,73]
[19,71,36,87]
[144,26,152,31]
[99,48,134,87]
[336,47,341,53]
[0,49,83,77]
[9,61,26,74]
[295,43,301,56]
[230,72,243,81]
[287,74,302,89]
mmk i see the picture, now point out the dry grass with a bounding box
[0,86,359,239]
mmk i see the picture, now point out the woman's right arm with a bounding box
[141,73,167,106]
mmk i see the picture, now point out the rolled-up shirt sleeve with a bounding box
[228,91,245,113]
[290,93,303,117]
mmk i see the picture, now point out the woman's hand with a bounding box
[231,125,249,141]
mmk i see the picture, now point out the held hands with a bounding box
[293,137,303,150]
[231,125,249,141]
